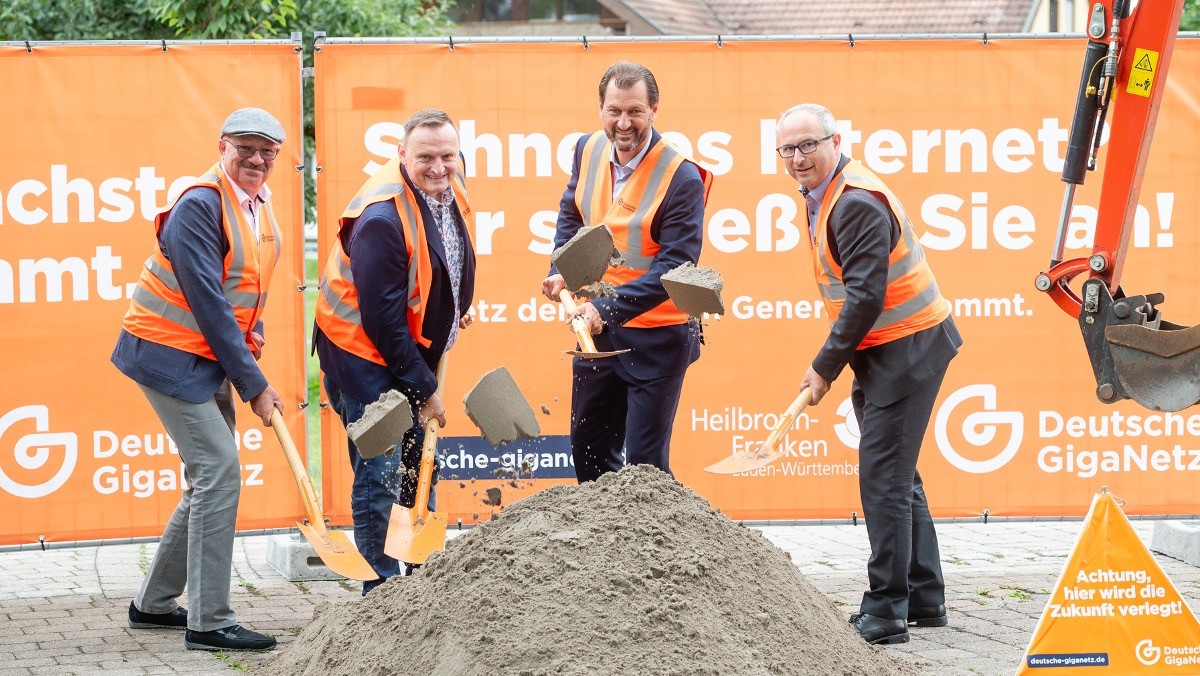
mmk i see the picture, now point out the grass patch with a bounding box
[137,543,150,574]
[304,253,322,497]
[238,581,267,599]
[214,652,247,671]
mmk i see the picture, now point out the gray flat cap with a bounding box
[221,107,286,144]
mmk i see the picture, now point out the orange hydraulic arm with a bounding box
[1035,0,1200,412]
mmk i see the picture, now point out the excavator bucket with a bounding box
[1107,323,1200,412]
[1075,279,1200,412]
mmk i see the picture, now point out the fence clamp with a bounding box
[582,35,589,51]
[448,35,455,51]
[848,33,855,48]
[851,511,858,526]
[161,40,167,52]
[716,35,723,49]
[982,32,989,47]
[982,508,990,524]
[25,41,32,54]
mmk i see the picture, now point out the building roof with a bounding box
[606,0,1035,35]
[611,0,728,34]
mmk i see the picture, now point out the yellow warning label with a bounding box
[1126,48,1160,97]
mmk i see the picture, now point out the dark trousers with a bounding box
[324,376,428,594]
[570,356,687,483]
[853,370,947,620]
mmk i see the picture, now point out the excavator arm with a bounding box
[1034,0,1199,411]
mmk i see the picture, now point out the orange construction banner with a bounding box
[314,37,1200,525]
[1019,492,1200,673]
[0,42,308,546]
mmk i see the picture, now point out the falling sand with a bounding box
[262,466,927,676]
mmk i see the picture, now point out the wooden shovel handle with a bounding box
[271,409,326,535]
[413,355,448,520]
[558,289,599,353]
[760,388,814,456]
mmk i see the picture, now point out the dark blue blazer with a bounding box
[111,188,268,405]
[315,165,476,405]
[552,130,705,381]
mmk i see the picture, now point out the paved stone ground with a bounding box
[1,520,1197,675]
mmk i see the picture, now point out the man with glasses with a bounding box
[111,107,286,652]
[776,104,962,646]
[541,62,712,482]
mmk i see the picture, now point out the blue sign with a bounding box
[438,435,576,480]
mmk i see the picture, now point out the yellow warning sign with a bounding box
[1018,492,1200,673]
[1126,48,1160,97]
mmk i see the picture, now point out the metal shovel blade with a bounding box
[296,521,379,581]
[1107,323,1200,412]
[704,388,813,475]
[703,444,790,475]
[384,505,448,565]
[564,348,631,358]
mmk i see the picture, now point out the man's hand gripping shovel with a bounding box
[703,388,814,475]
[384,356,449,565]
[270,410,377,580]
[559,290,629,358]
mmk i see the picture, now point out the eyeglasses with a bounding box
[222,139,280,161]
[776,134,835,158]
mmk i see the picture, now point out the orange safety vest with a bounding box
[809,159,949,349]
[574,131,713,328]
[122,163,281,360]
[314,157,474,364]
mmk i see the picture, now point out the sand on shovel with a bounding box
[662,262,725,317]
[462,367,540,447]
[263,466,929,676]
[550,225,619,292]
[346,390,413,459]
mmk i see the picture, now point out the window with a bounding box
[450,0,601,23]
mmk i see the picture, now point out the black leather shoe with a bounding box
[850,612,910,645]
[184,624,277,651]
[908,604,949,627]
[128,601,187,629]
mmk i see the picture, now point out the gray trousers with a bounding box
[133,382,241,631]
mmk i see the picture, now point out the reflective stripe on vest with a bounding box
[121,163,281,360]
[314,157,474,364]
[574,131,713,328]
[810,159,949,349]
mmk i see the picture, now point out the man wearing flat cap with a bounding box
[112,107,288,652]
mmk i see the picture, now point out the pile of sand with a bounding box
[263,466,924,676]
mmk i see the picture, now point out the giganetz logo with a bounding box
[0,405,78,498]
[934,384,1023,474]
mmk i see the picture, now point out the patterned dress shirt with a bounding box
[419,186,464,350]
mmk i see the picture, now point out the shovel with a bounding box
[703,388,813,475]
[270,409,377,581]
[384,356,449,565]
[559,289,629,358]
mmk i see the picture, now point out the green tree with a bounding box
[1183,0,1200,31]
[0,0,171,40]
[152,0,298,39]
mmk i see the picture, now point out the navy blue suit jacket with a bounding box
[315,165,476,405]
[111,187,268,405]
[552,130,704,381]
